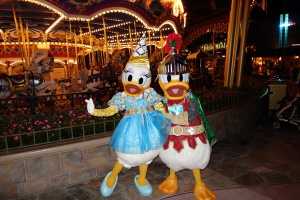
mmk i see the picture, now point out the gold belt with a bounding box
[169,125,205,136]
[125,106,154,116]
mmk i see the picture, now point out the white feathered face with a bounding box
[158,73,190,100]
[121,62,151,97]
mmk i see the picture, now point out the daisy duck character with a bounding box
[85,33,171,197]
[157,33,217,200]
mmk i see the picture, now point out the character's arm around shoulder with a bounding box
[146,87,167,115]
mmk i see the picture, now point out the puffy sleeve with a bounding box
[147,88,163,106]
[108,92,125,111]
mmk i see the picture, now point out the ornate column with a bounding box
[224,0,239,87]
[224,0,251,88]
[236,0,251,87]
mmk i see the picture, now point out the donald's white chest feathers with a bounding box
[159,137,211,172]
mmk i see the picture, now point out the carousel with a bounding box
[0,0,185,98]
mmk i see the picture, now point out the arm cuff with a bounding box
[91,106,118,117]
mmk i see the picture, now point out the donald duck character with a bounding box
[85,33,171,197]
[157,33,217,200]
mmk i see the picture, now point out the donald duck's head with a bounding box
[121,33,151,97]
[158,33,190,100]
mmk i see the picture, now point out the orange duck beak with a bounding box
[159,79,189,100]
[122,81,149,97]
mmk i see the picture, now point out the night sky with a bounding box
[266,0,300,22]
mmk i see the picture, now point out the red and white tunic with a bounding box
[159,97,212,172]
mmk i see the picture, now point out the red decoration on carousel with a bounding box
[165,33,182,54]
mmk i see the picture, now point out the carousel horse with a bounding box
[0,51,56,98]
[29,50,54,74]
[58,77,72,94]
[80,66,102,92]
[58,77,81,94]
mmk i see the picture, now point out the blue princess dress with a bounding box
[108,88,171,157]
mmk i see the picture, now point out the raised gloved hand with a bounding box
[85,98,95,114]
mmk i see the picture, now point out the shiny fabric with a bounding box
[92,106,118,117]
[125,106,153,116]
[165,91,217,146]
[154,102,167,115]
[127,55,150,68]
[108,88,171,154]
[163,95,212,152]
[108,88,162,110]
[166,98,188,115]
[167,98,202,127]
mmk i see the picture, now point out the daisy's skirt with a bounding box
[109,110,171,154]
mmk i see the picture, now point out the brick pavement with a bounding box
[15,118,300,200]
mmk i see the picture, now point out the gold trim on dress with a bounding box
[124,106,153,116]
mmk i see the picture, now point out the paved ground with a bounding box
[17,117,300,200]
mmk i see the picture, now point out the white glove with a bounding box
[85,98,95,114]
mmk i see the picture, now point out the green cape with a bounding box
[190,90,217,146]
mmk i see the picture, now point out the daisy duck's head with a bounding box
[121,33,151,97]
[122,56,151,97]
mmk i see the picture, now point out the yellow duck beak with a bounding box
[122,81,149,97]
[159,79,189,100]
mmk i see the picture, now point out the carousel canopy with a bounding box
[0,0,234,67]
[0,0,232,47]
[0,0,186,52]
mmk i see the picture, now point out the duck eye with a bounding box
[125,72,133,82]
[167,75,171,82]
[139,76,148,86]
[180,73,189,82]
[159,75,171,83]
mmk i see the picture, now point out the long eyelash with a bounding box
[123,69,150,77]
[145,72,151,78]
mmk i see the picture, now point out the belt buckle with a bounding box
[172,125,183,136]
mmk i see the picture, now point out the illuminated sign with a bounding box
[201,41,226,52]
[280,22,296,27]
[279,14,295,48]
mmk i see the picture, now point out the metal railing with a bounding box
[0,89,123,116]
[0,74,205,116]
[0,76,269,153]
[201,86,268,112]
[0,115,121,153]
